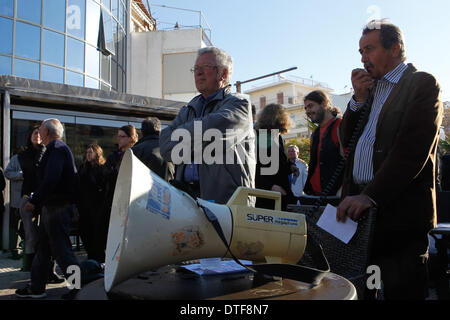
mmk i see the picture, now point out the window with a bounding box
[102,0,111,11]
[288,97,294,104]
[85,76,99,89]
[86,0,100,46]
[67,37,85,72]
[98,8,115,56]
[119,1,125,27]
[41,64,64,83]
[17,0,41,24]
[42,29,65,66]
[111,59,117,90]
[0,0,14,17]
[100,54,110,83]
[66,70,84,87]
[118,29,125,66]
[67,0,86,39]
[85,44,99,78]
[44,0,66,32]
[0,17,13,55]
[277,92,284,104]
[14,59,39,80]
[15,22,41,60]
[111,0,118,19]
[0,55,12,75]
[260,96,266,108]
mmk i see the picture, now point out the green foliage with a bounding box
[306,117,318,132]
[439,138,450,155]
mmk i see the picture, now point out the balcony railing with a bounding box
[249,75,331,91]
[150,4,212,44]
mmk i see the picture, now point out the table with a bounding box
[76,265,357,300]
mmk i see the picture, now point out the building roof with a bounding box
[0,76,184,120]
[133,0,153,22]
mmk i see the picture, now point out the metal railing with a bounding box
[249,74,331,91]
[150,4,212,44]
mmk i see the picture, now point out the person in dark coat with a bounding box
[254,103,295,211]
[337,21,443,299]
[132,117,174,182]
[16,118,80,299]
[77,144,107,262]
[17,126,45,270]
[100,125,138,263]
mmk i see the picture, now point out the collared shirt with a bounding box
[184,88,223,183]
[350,62,408,184]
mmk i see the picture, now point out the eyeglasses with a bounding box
[190,64,217,73]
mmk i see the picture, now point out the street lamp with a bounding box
[234,67,298,93]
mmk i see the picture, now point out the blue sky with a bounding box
[148,0,450,101]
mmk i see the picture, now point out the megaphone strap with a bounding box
[200,205,330,287]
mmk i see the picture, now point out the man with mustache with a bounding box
[303,90,344,198]
[337,20,443,299]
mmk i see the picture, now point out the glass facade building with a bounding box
[0,0,128,92]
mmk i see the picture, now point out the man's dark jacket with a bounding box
[340,64,443,250]
[132,134,174,182]
[29,139,79,207]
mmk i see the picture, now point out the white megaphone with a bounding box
[104,149,307,292]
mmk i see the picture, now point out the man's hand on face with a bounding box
[351,68,375,102]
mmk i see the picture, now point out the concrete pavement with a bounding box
[0,248,88,300]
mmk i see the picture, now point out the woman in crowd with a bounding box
[99,125,138,263]
[77,144,107,263]
[16,126,45,271]
[254,104,295,211]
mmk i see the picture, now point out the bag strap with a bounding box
[200,204,330,287]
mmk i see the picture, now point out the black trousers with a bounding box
[366,233,429,300]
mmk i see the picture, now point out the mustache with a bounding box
[364,62,374,71]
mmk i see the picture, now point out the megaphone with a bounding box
[104,149,307,292]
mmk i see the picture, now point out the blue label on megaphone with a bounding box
[146,179,171,220]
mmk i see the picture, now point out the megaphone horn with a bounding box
[104,149,307,292]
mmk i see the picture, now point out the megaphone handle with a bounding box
[227,187,282,211]
[199,204,330,287]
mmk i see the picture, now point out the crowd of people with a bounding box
[0,19,448,300]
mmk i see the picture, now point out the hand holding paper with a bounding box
[317,204,358,244]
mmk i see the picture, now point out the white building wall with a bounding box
[128,28,206,102]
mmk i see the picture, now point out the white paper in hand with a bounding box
[316,204,358,244]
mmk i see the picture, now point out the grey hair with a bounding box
[197,47,233,85]
[363,19,406,62]
[287,145,299,153]
[43,118,64,138]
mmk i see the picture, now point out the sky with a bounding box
[146,0,450,101]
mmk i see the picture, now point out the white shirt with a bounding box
[290,158,308,197]
[349,62,408,184]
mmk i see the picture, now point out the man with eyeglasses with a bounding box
[160,47,255,204]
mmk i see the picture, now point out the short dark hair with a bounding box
[141,117,161,136]
[363,19,406,61]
